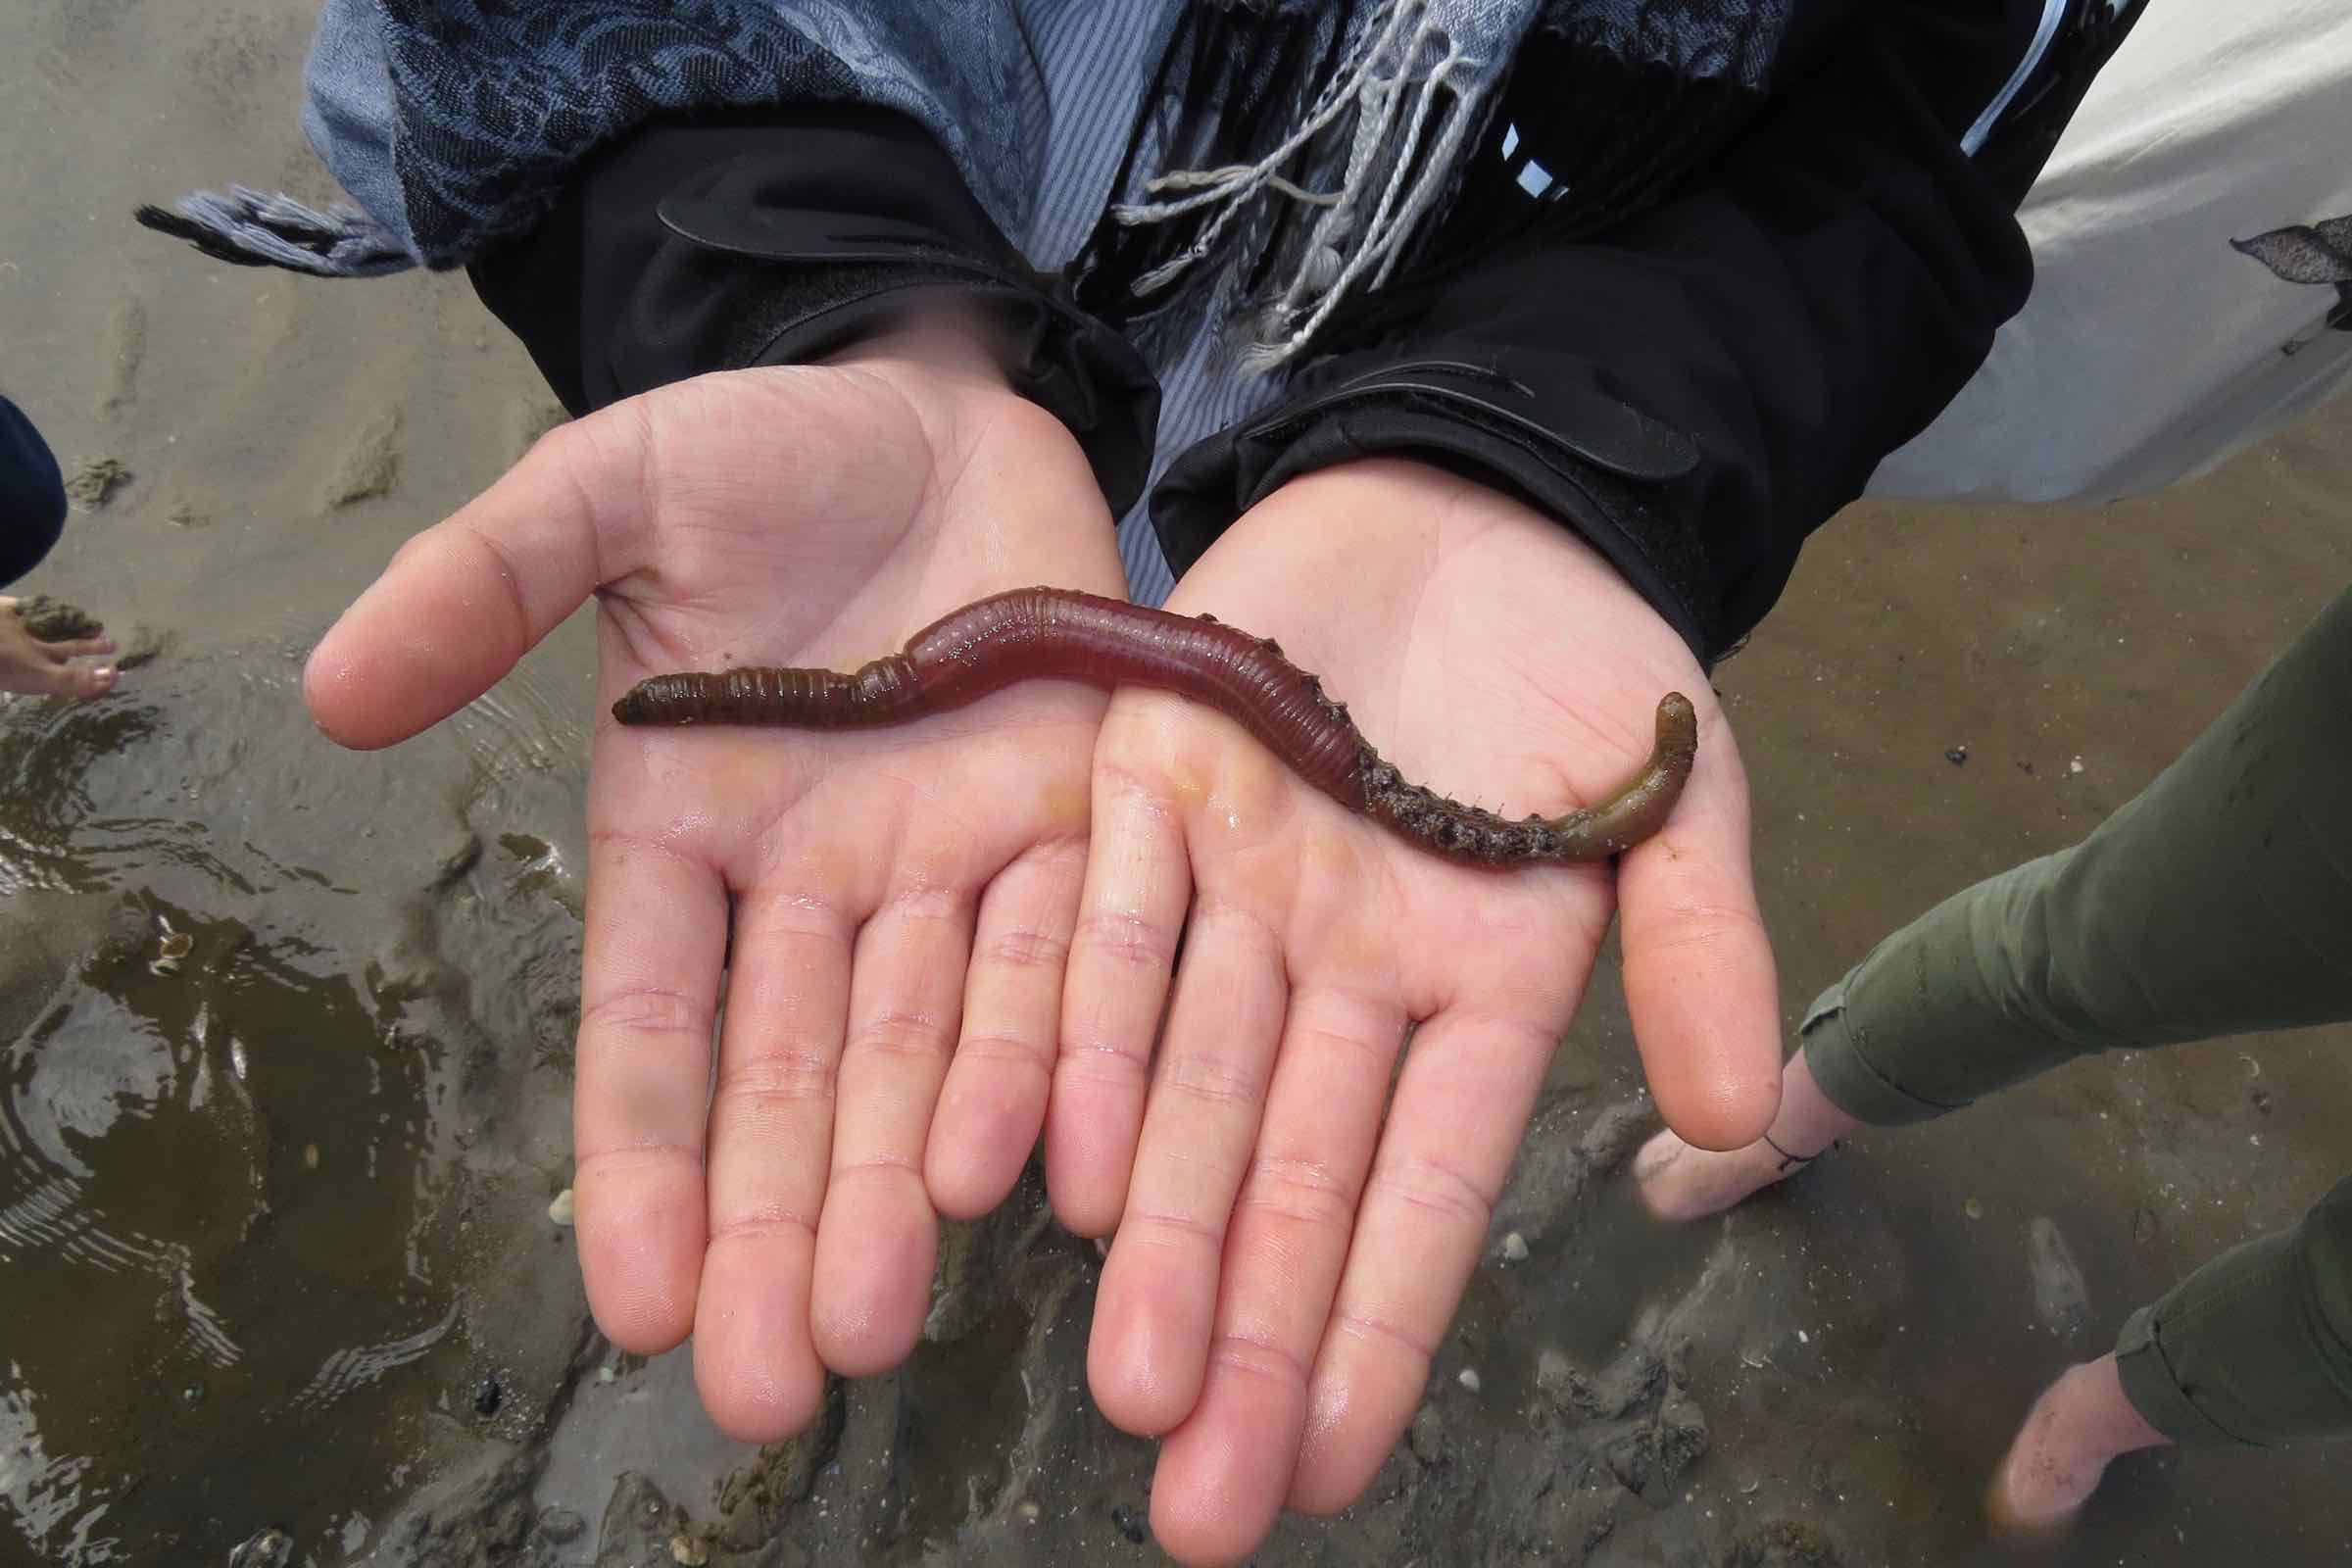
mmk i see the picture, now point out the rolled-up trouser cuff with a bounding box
[1796,969,1973,1127]
[1794,585,2352,1132]
[2111,1177,2352,1448]
[2114,1302,2253,1447]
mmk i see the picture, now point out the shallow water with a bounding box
[0,631,588,1562]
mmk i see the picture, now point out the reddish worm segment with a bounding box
[612,587,1696,866]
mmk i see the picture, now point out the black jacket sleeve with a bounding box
[0,395,68,588]
[1152,0,2148,662]
[466,110,1161,515]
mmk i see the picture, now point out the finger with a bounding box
[1289,1005,1567,1514]
[1087,896,1287,1436]
[1147,982,1406,1565]
[304,414,649,750]
[1048,759,1192,1236]
[808,879,972,1378]
[570,826,727,1358]
[36,635,114,661]
[927,836,1088,1219]
[693,876,855,1442]
[1618,710,1781,1149]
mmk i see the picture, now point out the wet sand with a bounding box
[2,4,2348,1564]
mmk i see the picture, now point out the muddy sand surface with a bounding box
[3,4,2348,1565]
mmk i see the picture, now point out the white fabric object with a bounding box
[1868,0,2352,504]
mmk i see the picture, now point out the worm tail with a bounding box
[1358,693,1697,865]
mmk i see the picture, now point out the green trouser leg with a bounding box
[1797,583,2352,1447]
[2112,1177,2352,1447]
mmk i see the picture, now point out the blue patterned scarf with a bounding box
[143,0,1791,361]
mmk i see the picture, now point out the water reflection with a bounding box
[0,699,166,894]
[1,895,453,1561]
[0,640,583,1563]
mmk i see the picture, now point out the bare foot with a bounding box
[0,596,117,699]
[1986,1356,2172,1538]
[1633,1049,1860,1222]
[1631,1128,1808,1221]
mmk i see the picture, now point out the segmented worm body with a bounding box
[613,588,1695,865]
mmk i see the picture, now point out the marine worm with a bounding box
[612,588,1696,865]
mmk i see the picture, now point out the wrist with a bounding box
[469,113,1158,514]
[823,304,1020,398]
[1243,457,1652,609]
[1207,456,1703,686]
[1150,349,1715,662]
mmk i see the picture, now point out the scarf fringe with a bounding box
[1113,0,1512,369]
[133,184,415,278]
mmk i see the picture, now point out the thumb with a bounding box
[305,412,650,749]
[1615,706,1783,1149]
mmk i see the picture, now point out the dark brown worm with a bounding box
[612,588,1696,866]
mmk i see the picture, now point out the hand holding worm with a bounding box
[610,463,1766,1568]
[1041,462,1780,1566]
[304,320,1137,1453]
[302,340,1775,1568]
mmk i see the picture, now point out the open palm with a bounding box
[1047,460,1782,1565]
[305,326,1125,1441]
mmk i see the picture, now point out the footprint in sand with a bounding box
[2027,1215,2090,1338]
